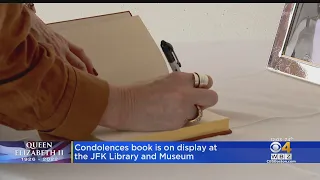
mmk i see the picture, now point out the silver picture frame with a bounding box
[267,3,320,85]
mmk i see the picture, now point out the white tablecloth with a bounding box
[1,40,320,180]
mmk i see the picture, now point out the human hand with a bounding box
[99,72,218,132]
[27,8,97,75]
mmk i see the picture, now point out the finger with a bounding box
[169,72,213,89]
[66,51,87,72]
[168,72,197,87]
[189,88,218,108]
[26,3,36,13]
[194,73,213,89]
[185,105,200,123]
[67,40,96,75]
[201,74,213,89]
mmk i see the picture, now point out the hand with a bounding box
[99,72,218,132]
[27,8,97,75]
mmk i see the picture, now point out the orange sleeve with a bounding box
[0,4,109,140]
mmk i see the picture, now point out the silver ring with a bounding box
[198,74,209,88]
[188,105,203,123]
[193,73,200,88]
[193,73,209,88]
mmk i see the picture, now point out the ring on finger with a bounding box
[198,74,209,88]
[193,72,209,88]
[193,73,200,88]
[188,105,203,123]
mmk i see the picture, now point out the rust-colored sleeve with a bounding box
[0,4,109,140]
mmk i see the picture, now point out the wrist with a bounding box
[99,85,134,129]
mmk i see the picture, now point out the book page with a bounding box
[49,15,168,86]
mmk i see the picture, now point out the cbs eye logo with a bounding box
[270,142,292,153]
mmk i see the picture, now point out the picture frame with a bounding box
[267,3,320,85]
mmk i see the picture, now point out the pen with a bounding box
[160,40,181,72]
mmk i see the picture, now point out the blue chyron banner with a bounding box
[1,141,319,163]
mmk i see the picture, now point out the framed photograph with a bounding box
[267,3,320,85]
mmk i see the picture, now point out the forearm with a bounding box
[0,4,109,140]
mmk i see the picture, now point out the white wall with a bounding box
[1,3,284,140]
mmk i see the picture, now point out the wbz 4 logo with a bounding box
[270,142,292,160]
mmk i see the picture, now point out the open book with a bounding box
[48,11,231,141]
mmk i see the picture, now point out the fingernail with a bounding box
[93,68,98,76]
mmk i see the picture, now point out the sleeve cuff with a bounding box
[48,66,109,140]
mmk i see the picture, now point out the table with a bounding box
[1,40,320,180]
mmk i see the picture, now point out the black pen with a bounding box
[160,40,181,72]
